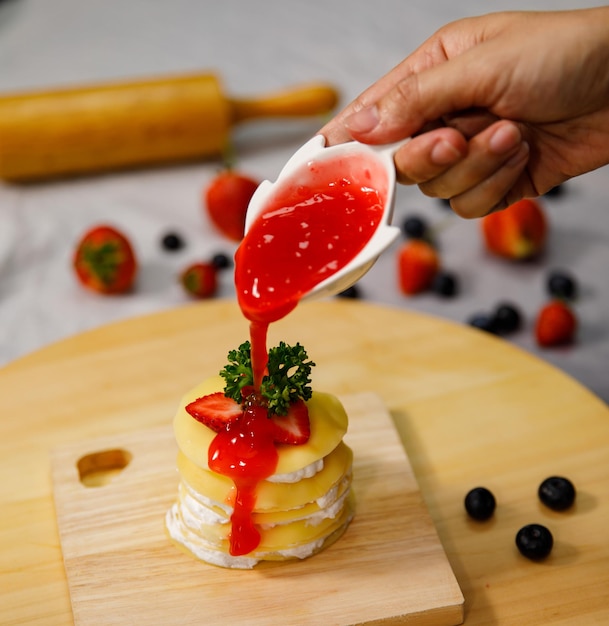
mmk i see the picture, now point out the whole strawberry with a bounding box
[180,262,218,298]
[397,239,439,295]
[535,300,577,347]
[482,198,547,260]
[73,225,137,294]
[204,170,259,241]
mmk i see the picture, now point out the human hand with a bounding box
[320,8,609,217]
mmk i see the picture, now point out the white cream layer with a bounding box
[165,493,355,570]
[266,458,324,483]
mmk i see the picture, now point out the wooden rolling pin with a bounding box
[0,73,339,181]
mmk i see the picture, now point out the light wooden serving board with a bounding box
[51,392,464,626]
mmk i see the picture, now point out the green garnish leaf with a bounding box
[263,341,315,415]
[219,340,315,416]
[219,342,255,400]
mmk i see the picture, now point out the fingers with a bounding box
[325,103,530,218]
[442,110,500,140]
[320,21,491,146]
[393,127,468,185]
[320,57,424,146]
[338,52,485,146]
[393,120,530,218]
[341,78,426,144]
[321,99,371,146]
[320,69,414,145]
[319,45,531,218]
[449,142,530,217]
[418,121,523,195]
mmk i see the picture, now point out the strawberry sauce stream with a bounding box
[212,155,385,556]
[208,404,278,556]
[237,156,385,392]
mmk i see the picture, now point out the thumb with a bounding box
[345,53,487,144]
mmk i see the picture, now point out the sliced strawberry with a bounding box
[270,399,311,445]
[185,392,243,431]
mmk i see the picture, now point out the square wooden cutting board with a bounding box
[51,392,463,625]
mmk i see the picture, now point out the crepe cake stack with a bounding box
[165,376,355,569]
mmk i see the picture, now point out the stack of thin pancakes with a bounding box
[166,377,355,569]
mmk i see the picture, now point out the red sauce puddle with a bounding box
[210,154,386,556]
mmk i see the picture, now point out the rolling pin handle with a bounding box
[229,83,340,123]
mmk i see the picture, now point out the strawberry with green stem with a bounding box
[180,262,218,298]
[73,225,137,294]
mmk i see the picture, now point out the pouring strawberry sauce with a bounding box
[236,157,385,383]
[207,155,384,556]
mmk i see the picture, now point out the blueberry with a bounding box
[402,215,428,240]
[516,524,553,560]
[432,271,459,297]
[464,487,496,520]
[538,476,576,511]
[493,303,522,334]
[161,232,185,251]
[337,284,361,299]
[211,252,232,270]
[468,312,498,334]
[547,270,578,300]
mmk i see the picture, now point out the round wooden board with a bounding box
[1,299,608,625]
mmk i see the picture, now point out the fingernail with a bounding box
[489,124,522,155]
[431,140,463,165]
[344,105,380,134]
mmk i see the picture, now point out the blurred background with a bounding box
[0,0,607,403]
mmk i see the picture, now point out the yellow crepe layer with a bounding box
[173,376,349,475]
[177,441,352,513]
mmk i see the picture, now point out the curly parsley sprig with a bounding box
[219,341,315,416]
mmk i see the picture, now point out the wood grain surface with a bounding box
[1,299,609,625]
[51,393,463,626]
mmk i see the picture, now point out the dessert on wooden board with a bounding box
[166,137,394,568]
[165,364,355,569]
